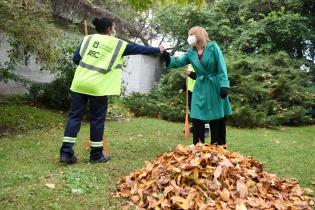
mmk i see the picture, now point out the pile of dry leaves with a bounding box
[114,144,314,209]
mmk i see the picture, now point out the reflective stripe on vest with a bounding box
[70,34,127,96]
[79,37,124,74]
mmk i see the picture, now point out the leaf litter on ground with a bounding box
[114,143,314,209]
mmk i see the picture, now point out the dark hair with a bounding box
[92,17,114,33]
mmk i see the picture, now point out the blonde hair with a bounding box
[188,26,210,47]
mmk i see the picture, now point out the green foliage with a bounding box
[0,103,65,137]
[228,52,314,127]
[0,0,62,83]
[120,0,206,11]
[27,38,79,109]
[0,37,31,84]
[154,0,314,59]
[106,96,131,119]
[233,11,311,57]
[0,0,60,62]
[135,0,315,127]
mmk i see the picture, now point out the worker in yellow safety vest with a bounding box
[60,17,165,164]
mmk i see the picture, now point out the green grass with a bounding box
[0,106,314,209]
[0,103,66,137]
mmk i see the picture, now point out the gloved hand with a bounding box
[186,71,196,80]
[220,87,229,99]
[162,51,170,67]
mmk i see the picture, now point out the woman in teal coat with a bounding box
[163,26,232,145]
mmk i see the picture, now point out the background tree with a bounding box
[124,0,315,127]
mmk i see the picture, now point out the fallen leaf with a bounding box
[137,134,144,138]
[45,183,55,189]
[114,144,314,210]
[303,188,314,196]
[171,196,189,209]
[46,173,53,178]
[236,203,247,210]
[213,165,222,180]
[220,188,230,201]
[131,195,140,203]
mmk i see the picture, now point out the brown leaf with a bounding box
[246,179,256,188]
[193,168,199,180]
[220,188,230,201]
[303,188,314,196]
[131,195,140,203]
[236,203,247,210]
[114,144,314,210]
[171,196,190,210]
[220,156,233,168]
[161,199,172,209]
[45,183,55,189]
[237,179,248,198]
[175,144,189,154]
[147,196,158,209]
[46,173,54,178]
[213,165,222,180]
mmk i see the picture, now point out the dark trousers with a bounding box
[192,118,226,145]
[60,92,108,159]
[188,91,192,112]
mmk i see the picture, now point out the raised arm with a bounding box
[167,52,190,69]
[122,43,161,56]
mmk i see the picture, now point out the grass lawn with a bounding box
[0,105,314,209]
[0,103,66,137]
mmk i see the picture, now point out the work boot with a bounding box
[60,154,77,164]
[90,154,111,163]
[60,142,77,164]
[89,147,111,163]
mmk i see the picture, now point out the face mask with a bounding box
[187,35,197,46]
[112,29,117,37]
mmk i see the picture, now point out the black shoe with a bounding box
[60,154,77,164]
[89,154,111,163]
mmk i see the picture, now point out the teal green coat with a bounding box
[168,42,232,121]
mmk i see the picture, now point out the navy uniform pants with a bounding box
[60,92,108,160]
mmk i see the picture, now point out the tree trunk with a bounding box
[51,0,149,45]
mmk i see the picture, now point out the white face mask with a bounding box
[187,35,197,46]
[112,29,117,37]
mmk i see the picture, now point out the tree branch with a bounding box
[51,0,149,45]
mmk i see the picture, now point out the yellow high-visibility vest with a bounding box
[70,34,127,96]
[187,65,195,92]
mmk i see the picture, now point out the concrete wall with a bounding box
[0,34,55,95]
[122,54,162,95]
[0,34,162,96]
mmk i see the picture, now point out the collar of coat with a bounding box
[187,41,217,76]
